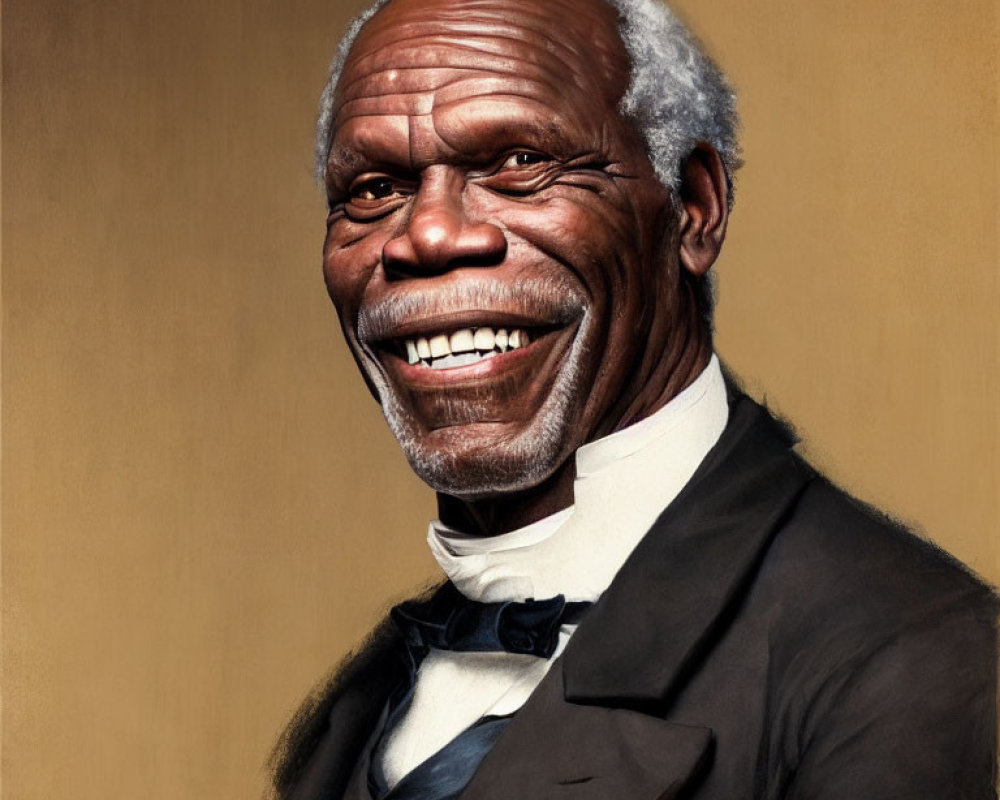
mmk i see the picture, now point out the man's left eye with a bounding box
[502,151,548,170]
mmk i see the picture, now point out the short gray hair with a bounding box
[315,0,741,202]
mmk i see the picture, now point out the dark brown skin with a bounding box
[323,0,728,536]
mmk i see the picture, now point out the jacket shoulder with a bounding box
[754,472,998,796]
[766,472,996,623]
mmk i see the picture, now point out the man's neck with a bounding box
[436,458,577,537]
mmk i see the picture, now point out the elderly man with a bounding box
[271,0,997,798]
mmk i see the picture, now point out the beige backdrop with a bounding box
[3,0,997,797]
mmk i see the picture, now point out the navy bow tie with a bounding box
[390,582,591,659]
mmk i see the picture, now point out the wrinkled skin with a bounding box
[322,0,728,534]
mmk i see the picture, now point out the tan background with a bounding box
[3,0,997,797]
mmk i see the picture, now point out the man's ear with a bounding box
[677,143,729,277]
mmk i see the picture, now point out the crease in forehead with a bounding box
[346,23,593,85]
[334,63,569,128]
[336,0,628,106]
[352,0,617,57]
[335,43,567,105]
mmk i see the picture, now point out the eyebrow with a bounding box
[426,99,577,163]
[324,145,390,197]
[326,145,366,175]
[324,112,416,189]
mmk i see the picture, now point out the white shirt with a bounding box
[379,355,729,787]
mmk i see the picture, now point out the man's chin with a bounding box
[388,417,570,499]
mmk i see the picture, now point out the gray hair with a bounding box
[314,0,740,203]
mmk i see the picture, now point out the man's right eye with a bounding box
[350,177,395,202]
[338,174,414,221]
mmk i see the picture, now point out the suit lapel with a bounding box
[563,393,814,706]
[463,666,714,800]
[464,394,813,799]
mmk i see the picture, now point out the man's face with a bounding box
[323,0,688,498]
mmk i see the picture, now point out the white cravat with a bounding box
[379,355,729,787]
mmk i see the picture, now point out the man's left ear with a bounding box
[677,142,730,277]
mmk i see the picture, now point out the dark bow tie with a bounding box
[390,583,591,659]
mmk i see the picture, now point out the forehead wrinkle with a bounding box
[341,37,585,101]
[405,113,418,173]
[335,33,610,141]
[336,58,559,106]
[335,71,571,130]
[341,12,624,101]
[336,92,433,125]
[335,55,617,143]
[350,15,589,68]
[362,0,620,44]
[428,85,585,125]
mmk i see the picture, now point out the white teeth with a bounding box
[430,352,481,369]
[473,327,495,350]
[402,327,532,368]
[449,328,476,354]
[429,334,450,357]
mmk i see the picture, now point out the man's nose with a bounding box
[382,168,507,277]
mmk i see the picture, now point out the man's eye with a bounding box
[350,177,395,202]
[502,152,548,170]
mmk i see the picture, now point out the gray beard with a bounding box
[371,315,591,498]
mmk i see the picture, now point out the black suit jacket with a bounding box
[272,392,998,799]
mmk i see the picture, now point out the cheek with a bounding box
[499,195,667,414]
[498,195,648,305]
[322,226,385,319]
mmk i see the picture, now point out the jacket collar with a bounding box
[561,392,814,707]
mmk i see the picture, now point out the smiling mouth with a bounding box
[368,312,581,432]
[394,326,537,369]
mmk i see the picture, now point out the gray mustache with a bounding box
[357,278,586,342]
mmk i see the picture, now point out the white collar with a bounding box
[428,355,729,602]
